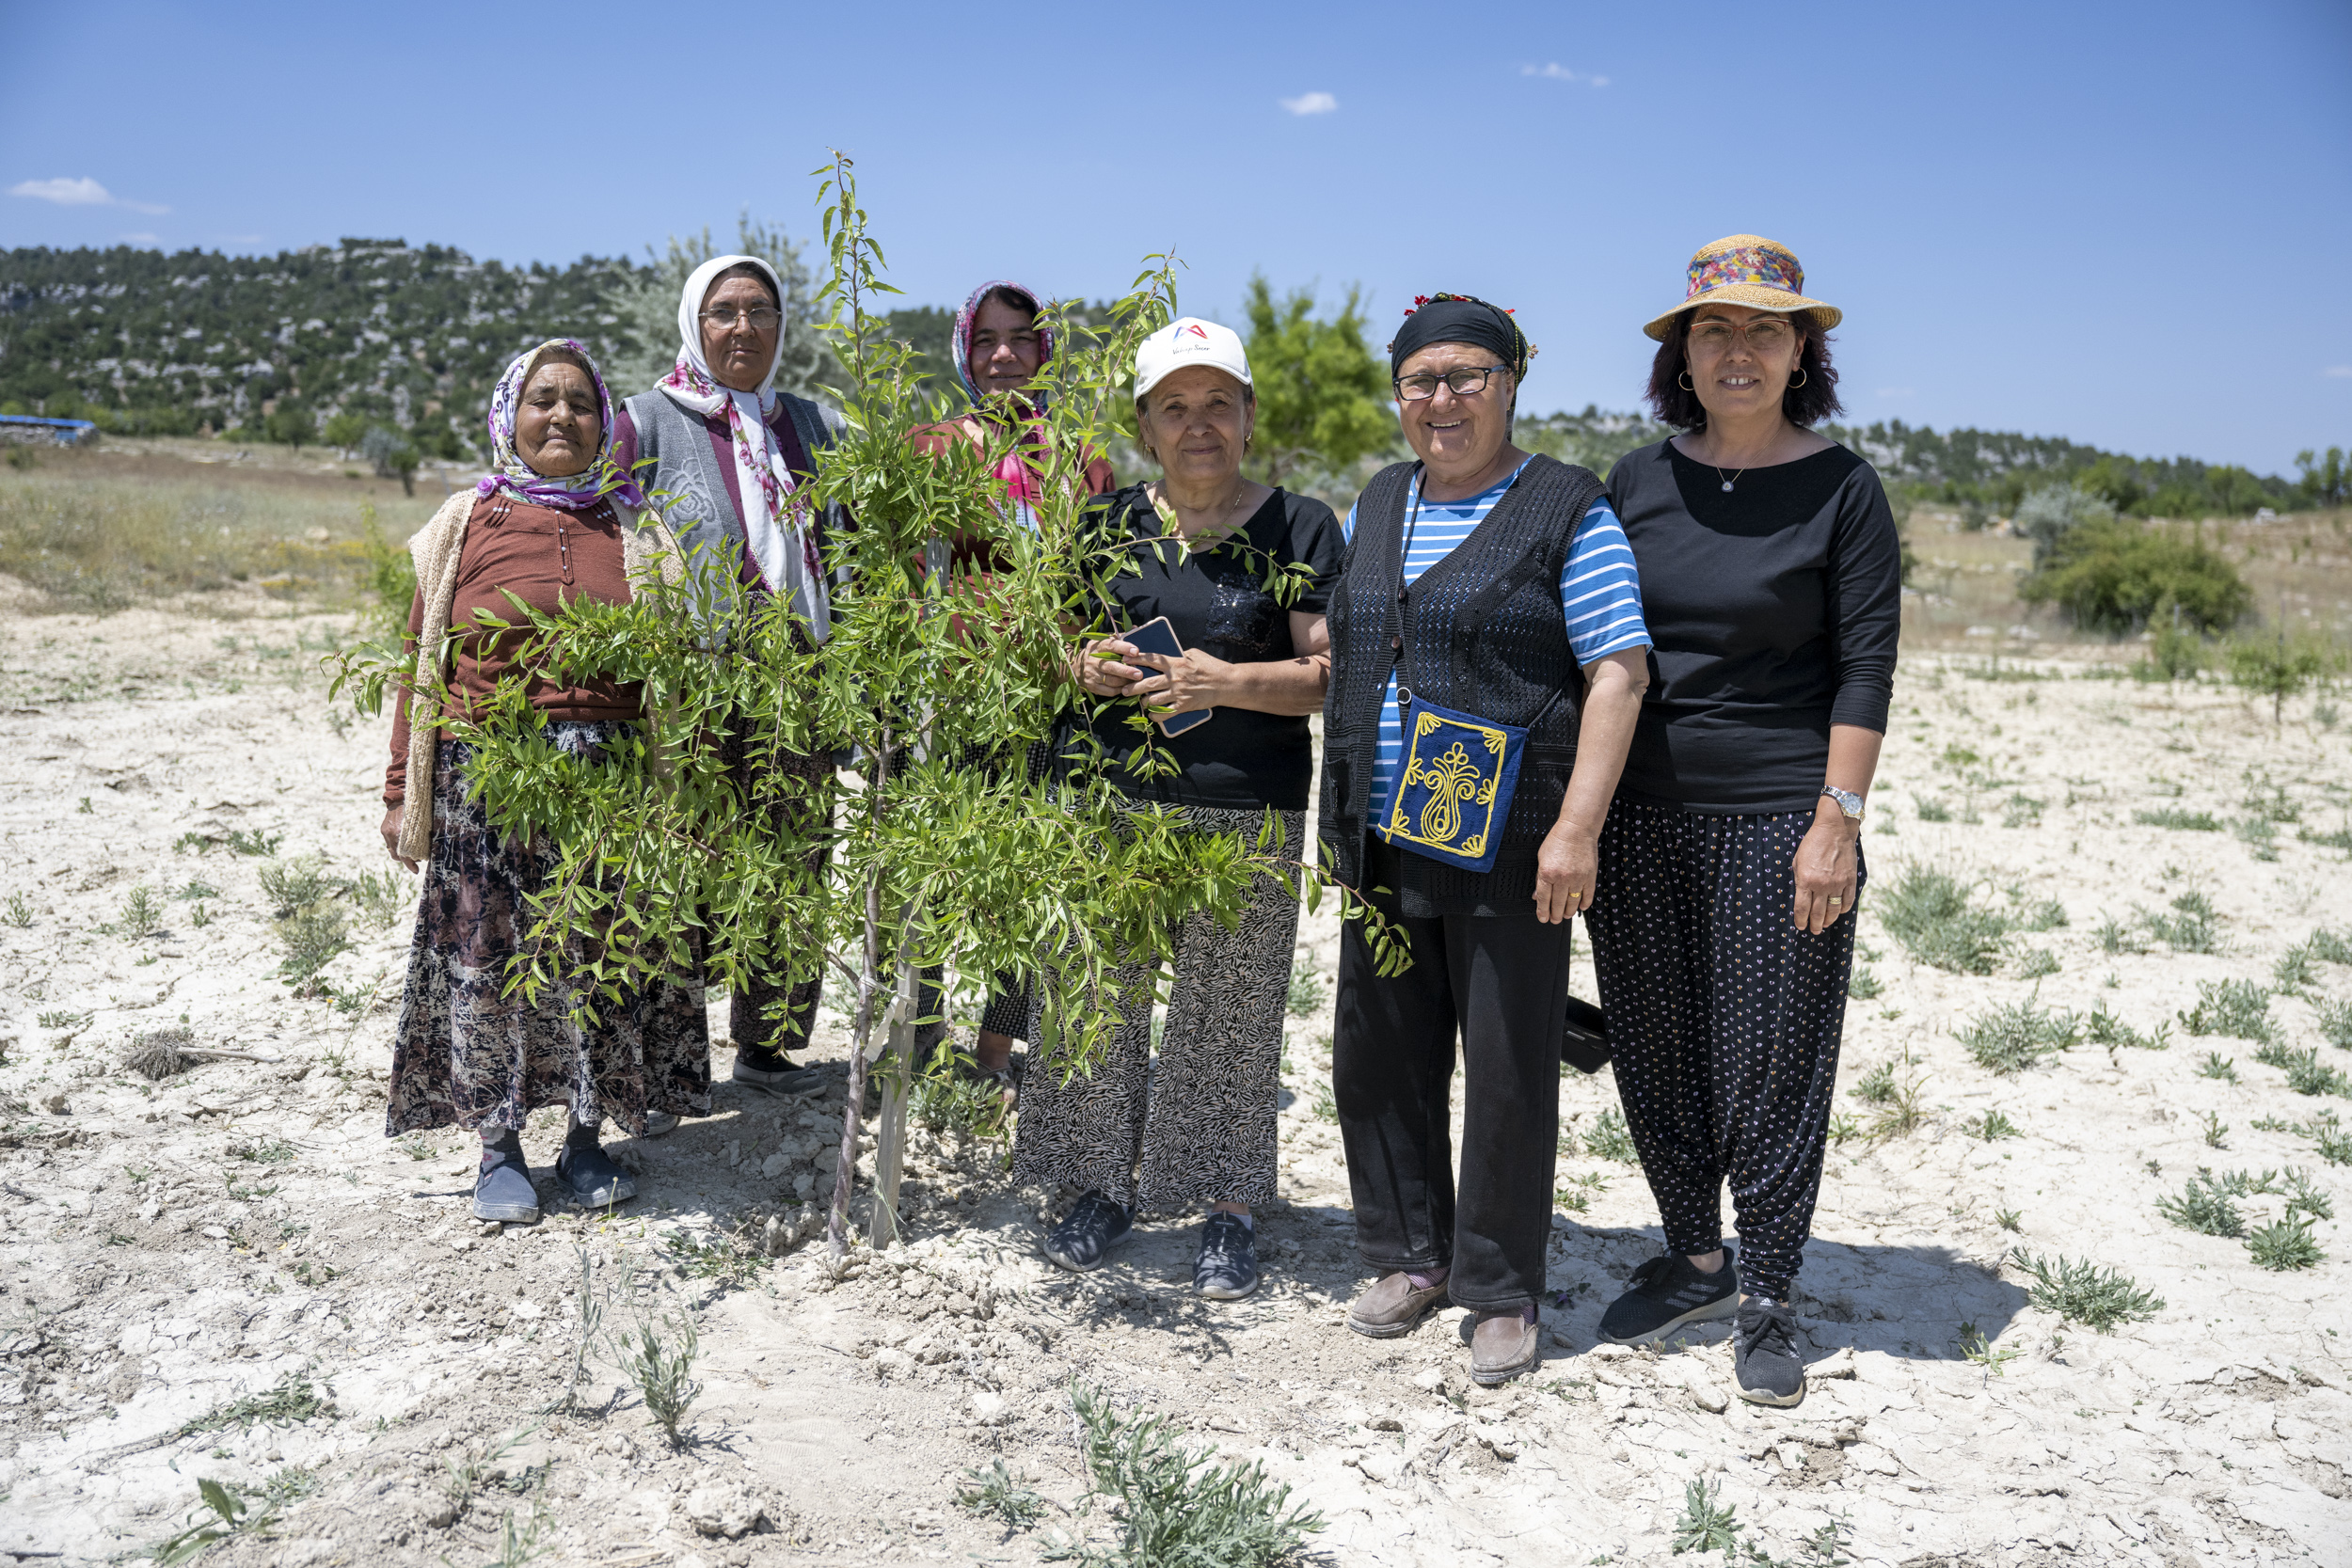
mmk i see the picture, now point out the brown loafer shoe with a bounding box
[1470,1309,1541,1386]
[1346,1271,1449,1338]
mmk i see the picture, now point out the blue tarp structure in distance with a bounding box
[0,415,99,446]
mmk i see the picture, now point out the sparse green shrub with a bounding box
[275,906,350,991]
[1964,1109,2021,1142]
[911,1053,1010,1142]
[2,892,32,927]
[2156,1171,2245,1236]
[259,853,339,916]
[2320,998,2352,1052]
[2095,914,2146,955]
[2179,979,2272,1041]
[1957,996,2080,1074]
[1671,1477,1741,1555]
[1846,964,1883,1001]
[2008,1250,2164,1332]
[2134,807,2221,832]
[115,885,164,937]
[2234,818,2280,861]
[2278,1048,2352,1099]
[2276,943,2317,991]
[2019,516,2252,635]
[2285,1168,2335,1221]
[1285,955,1326,1018]
[2141,892,2220,953]
[1069,1382,1324,1568]
[2246,1213,2324,1271]
[1879,864,2008,974]
[2086,1005,2168,1052]
[224,828,283,857]
[1851,1061,1899,1104]
[1584,1107,1637,1163]
[1867,1074,1930,1140]
[1914,798,1953,823]
[2015,896,2069,932]
[1995,1207,2023,1231]
[2002,793,2044,829]
[351,868,409,928]
[2227,633,2341,727]
[956,1459,1046,1528]
[2196,1052,2239,1082]
[610,1310,701,1445]
[2308,928,2352,966]
[2202,1111,2229,1148]
[2017,948,2060,978]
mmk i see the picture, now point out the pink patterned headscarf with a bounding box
[477,340,644,512]
[949,278,1057,512]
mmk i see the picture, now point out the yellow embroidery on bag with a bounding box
[1389,711,1510,856]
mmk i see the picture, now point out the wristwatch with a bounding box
[1820,785,1866,822]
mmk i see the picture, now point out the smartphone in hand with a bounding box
[1122,616,1213,736]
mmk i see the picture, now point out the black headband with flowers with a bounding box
[1387,293,1534,379]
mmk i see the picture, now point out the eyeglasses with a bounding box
[699,306,783,332]
[1688,317,1795,353]
[1393,364,1508,402]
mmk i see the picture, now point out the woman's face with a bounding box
[968,296,1043,399]
[1138,367,1252,487]
[700,274,781,393]
[1396,341,1516,478]
[514,358,601,478]
[1681,303,1803,423]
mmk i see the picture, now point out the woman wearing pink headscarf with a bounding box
[612,255,848,1098]
[909,280,1117,1092]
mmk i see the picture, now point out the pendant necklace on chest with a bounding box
[1715,466,1746,494]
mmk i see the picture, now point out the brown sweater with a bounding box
[383,494,642,805]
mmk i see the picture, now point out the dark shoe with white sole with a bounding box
[1733,1297,1806,1406]
[1598,1247,1740,1345]
[1193,1213,1260,1301]
[1470,1308,1542,1386]
[554,1144,637,1209]
[471,1148,541,1225]
[732,1044,830,1097]
[1042,1191,1133,1272]
[1345,1271,1449,1338]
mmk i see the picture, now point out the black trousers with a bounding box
[1582,802,1861,1303]
[1333,834,1573,1313]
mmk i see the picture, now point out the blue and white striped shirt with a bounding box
[1343,460,1651,805]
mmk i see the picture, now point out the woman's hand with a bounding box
[1074,639,1146,698]
[1792,808,1859,933]
[1534,816,1599,926]
[1125,648,1232,717]
[380,805,419,874]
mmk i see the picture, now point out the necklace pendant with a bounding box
[1721,480,1735,493]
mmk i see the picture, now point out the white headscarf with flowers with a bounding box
[657,255,830,643]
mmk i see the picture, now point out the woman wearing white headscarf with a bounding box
[612,255,847,1096]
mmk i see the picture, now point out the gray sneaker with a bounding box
[471,1148,540,1225]
[554,1144,637,1210]
[1193,1213,1260,1300]
[1733,1298,1806,1406]
[1042,1191,1133,1273]
[1597,1248,1739,1345]
[732,1044,830,1096]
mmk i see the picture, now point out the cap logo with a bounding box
[1686,245,1803,302]
[1179,324,1209,339]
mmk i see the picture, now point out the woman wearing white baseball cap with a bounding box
[1010,316,1342,1303]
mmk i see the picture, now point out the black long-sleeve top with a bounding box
[1603,439,1901,814]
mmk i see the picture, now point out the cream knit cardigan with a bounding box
[393,490,689,862]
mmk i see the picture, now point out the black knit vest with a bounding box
[1319,453,1607,916]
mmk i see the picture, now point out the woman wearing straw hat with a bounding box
[1583,237,1901,1407]
[1323,294,1652,1386]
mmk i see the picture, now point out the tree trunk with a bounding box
[866,949,920,1248]
[824,867,883,1263]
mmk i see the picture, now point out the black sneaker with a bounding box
[1042,1191,1133,1273]
[1733,1298,1806,1406]
[1597,1248,1739,1345]
[1193,1213,1260,1300]
[732,1044,829,1096]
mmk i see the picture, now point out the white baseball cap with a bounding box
[1133,317,1252,402]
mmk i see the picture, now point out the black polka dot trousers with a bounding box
[1583,801,1863,1304]
[1334,834,1573,1314]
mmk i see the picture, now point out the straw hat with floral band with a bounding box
[1643,234,1841,341]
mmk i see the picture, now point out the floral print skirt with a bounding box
[385,723,711,1137]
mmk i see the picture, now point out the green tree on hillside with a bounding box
[1241,276,1392,487]
[2019,516,2252,634]
[2296,447,2346,509]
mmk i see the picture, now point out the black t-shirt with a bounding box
[1604,439,1901,814]
[1071,485,1343,811]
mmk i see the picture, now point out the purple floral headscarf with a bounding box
[477,339,644,512]
[949,279,1056,412]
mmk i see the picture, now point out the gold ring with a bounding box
[1828,896,1843,906]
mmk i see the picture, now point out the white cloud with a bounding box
[8,176,168,214]
[2325,365,2352,378]
[119,231,161,245]
[1523,62,1610,86]
[1279,91,1338,116]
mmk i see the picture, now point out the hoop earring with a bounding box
[1677,372,1693,392]
[1789,368,1808,388]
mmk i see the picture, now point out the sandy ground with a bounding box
[2,601,2350,1568]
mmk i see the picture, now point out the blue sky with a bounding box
[4,0,2347,476]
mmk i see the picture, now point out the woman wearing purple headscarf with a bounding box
[379,340,707,1225]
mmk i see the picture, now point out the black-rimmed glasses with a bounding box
[1393,364,1508,402]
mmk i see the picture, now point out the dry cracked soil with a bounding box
[2,598,2350,1568]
